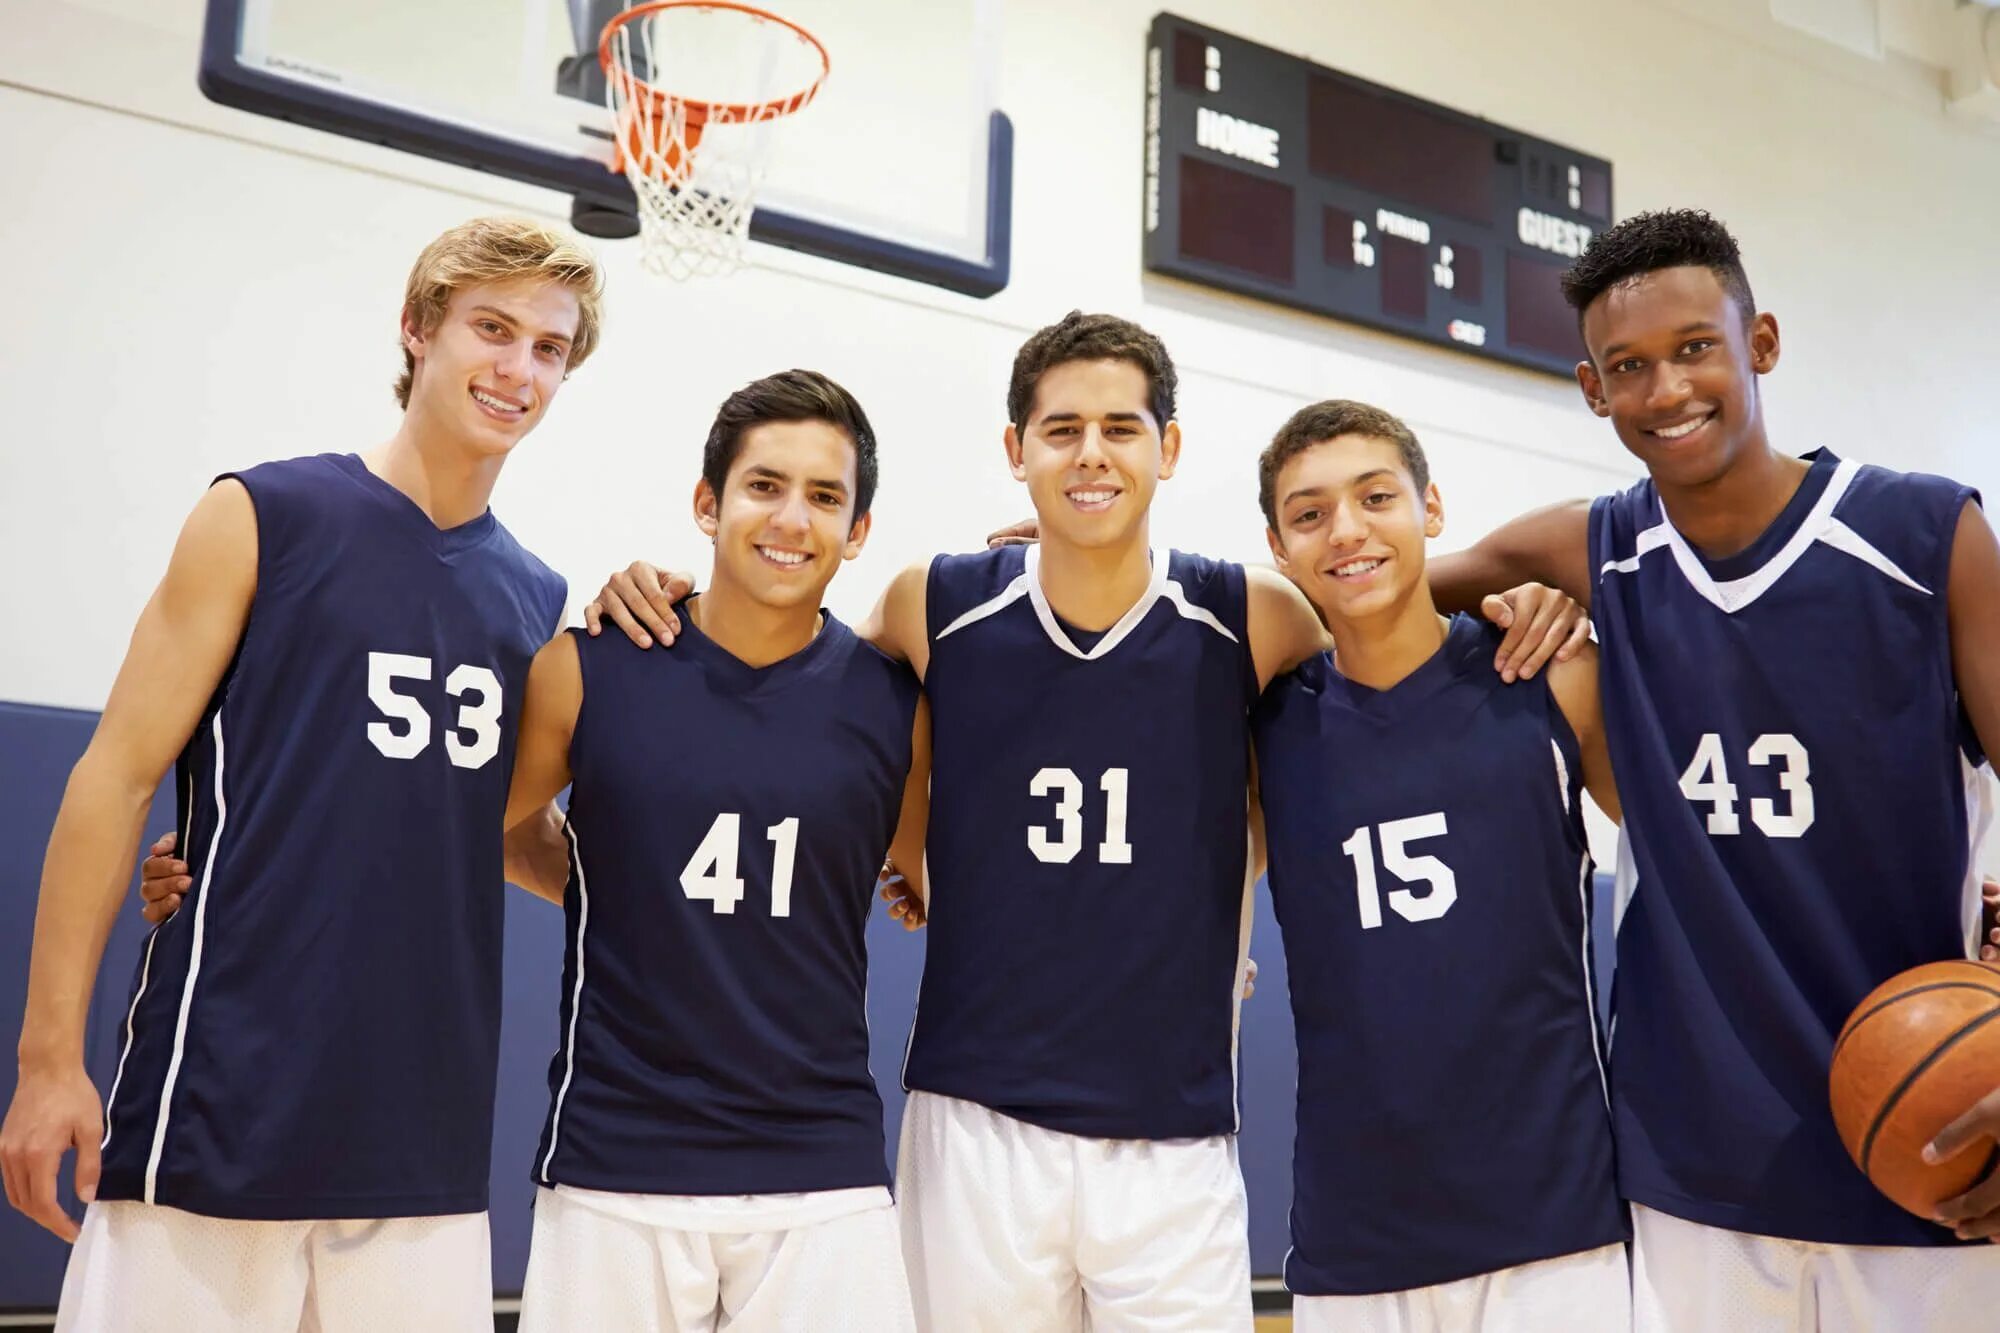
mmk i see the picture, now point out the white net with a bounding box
[602,3,828,279]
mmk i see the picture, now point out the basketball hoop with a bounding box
[599,1,830,279]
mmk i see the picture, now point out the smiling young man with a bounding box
[495,370,927,1331]
[1427,209,2000,1328]
[0,218,593,1330]
[1252,400,1628,1332]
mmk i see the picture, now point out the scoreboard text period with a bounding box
[1143,13,1614,379]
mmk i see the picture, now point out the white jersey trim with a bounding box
[144,708,230,1203]
[932,572,1030,642]
[1577,852,1611,1112]
[1228,841,1256,1135]
[1551,738,1572,816]
[1603,459,1931,614]
[540,817,592,1185]
[1961,754,1996,958]
[101,933,159,1152]
[1022,544,1169,660]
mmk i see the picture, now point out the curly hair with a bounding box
[1007,312,1177,430]
[1560,209,1755,328]
[1257,400,1428,530]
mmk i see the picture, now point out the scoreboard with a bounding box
[1143,13,1613,379]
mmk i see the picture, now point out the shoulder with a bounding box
[929,545,1027,599]
[1838,457,1980,519]
[1544,637,1601,734]
[488,517,568,617]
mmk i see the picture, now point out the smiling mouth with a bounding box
[1066,487,1121,511]
[470,387,528,420]
[1328,556,1387,581]
[1645,410,1714,442]
[755,545,811,569]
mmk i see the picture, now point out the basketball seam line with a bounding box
[1834,980,2000,1060]
[1859,1003,2000,1175]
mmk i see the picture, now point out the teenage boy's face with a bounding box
[1004,358,1181,551]
[1575,264,1780,491]
[1265,434,1442,624]
[696,420,869,612]
[403,278,579,457]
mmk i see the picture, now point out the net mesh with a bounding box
[602,4,827,279]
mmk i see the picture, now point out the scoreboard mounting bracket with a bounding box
[1143,13,1613,379]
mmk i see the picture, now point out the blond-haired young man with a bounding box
[0,216,599,1331]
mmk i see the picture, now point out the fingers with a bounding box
[1927,1088,2000,1166]
[73,1131,99,1207]
[595,571,665,649]
[147,832,177,857]
[1934,1162,2000,1238]
[985,518,1039,548]
[1558,609,1592,662]
[1502,592,1572,682]
[1483,595,1535,681]
[141,895,184,926]
[16,1140,79,1243]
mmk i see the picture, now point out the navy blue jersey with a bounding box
[903,546,1258,1139]
[1591,448,1991,1246]
[98,453,563,1219]
[1253,615,1624,1295]
[536,611,918,1196]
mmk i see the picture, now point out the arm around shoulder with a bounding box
[1244,565,1331,691]
[505,633,583,833]
[1547,640,1620,824]
[858,561,931,678]
[1430,499,1595,614]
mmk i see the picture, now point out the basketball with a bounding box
[1830,959,2000,1219]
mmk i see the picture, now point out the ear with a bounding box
[1265,523,1292,574]
[1157,420,1182,481]
[1748,311,1781,375]
[401,306,428,360]
[1003,423,1028,482]
[1422,481,1445,540]
[1575,359,1610,418]
[693,477,720,542]
[842,508,873,561]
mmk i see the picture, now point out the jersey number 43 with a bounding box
[1678,732,1815,837]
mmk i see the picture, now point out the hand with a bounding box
[1982,877,1999,963]
[986,518,1038,548]
[1241,957,1258,1000]
[878,860,926,931]
[140,831,189,926]
[1928,1086,2000,1240]
[581,563,697,648]
[1480,583,1590,683]
[0,1062,104,1242]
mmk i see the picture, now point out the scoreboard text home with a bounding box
[1143,13,1615,379]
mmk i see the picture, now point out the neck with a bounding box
[687,575,823,669]
[1035,525,1154,631]
[366,405,507,529]
[1323,579,1450,691]
[1654,430,1810,560]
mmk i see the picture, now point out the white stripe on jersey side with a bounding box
[1960,754,1996,958]
[1551,738,1572,816]
[1602,459,1930,614]
[1228,839,1257,1135]
[1606,827,1639,1053]
[100,933,160,1151]
[1159,578,1240,643]
[540,818,591,1185]
[897,847,931,1092]
[932,572,1030,642]
[144,710,229,1203]
[1576,851,1611,1112]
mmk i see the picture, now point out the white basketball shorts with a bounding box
[517,1183,913,1332]
[1632,1202,2000,1332]
[896,1090,1253,1332]
[1291,1241,1630,1333]
[55,1199,491,1333]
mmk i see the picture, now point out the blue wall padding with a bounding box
[0,699,1620,1306]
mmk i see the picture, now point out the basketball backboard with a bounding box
[197,0,1012,295]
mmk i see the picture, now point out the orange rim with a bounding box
[598,0,830,125]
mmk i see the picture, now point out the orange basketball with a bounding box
[1829,959,2000,1219]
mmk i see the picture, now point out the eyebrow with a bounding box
[1281,468,1397,508]
[1037,411,1149,425]
[1599,321,1719,362]
[742,464,848,493]
[469,305,572,346]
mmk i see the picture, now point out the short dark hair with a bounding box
[1007,311,1177,430]
[703,369,878,520]
[1258,399,1429,530]
[1560,209,1756,331]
